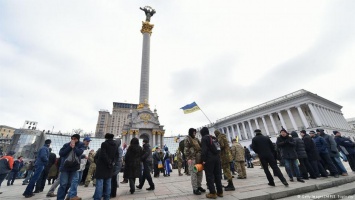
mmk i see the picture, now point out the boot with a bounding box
[224,180,235,191]
[250,163,254,168]
[206,193,217,199]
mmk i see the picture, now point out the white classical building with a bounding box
[198,89,355,147]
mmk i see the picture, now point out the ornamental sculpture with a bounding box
[140,6,156,22]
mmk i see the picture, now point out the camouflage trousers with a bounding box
[222,161,232,181]
[85,163,96,186]
[178,161,182,175]
[235,161,246,178]
[188,159,203,190]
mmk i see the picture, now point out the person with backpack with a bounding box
[0,151,15,195]
[163,146,171,177]
[201,127,223,199]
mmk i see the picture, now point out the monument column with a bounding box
[152,131,156,147]
[308,103,322,126]
[242,122,248,140]
[236,124,242,140]
[247,120,254,137]
[287,108,298,130]
[297,105,309,128]
[261,116,270,136]
[269,114,278,135]
[278,111,287,130]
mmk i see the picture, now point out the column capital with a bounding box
[141,21,154,34]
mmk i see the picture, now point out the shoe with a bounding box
[33,190,40,193]
[130,189,135,194]
[334,174,339,178]
[136,185,142,189]
[146,187,155,190]
[48,183,51,185]
[23,193,35,198]
[310,176,317,179]
[22,183,28,185]
[237,176,244,179]
[297,178,305,183]
[198,187,206,193]
[206,193,217,199]
[282,181,289,186]
[268,182,275,186]
[342,173,348,176]
[289,178,294,182]
[179,174,183,176]
[120,180,128,184]
[217,193,223,197]
[193,189,201,195]
[224,180,235,191]
[69,196,82,200]
[46,193,57,197]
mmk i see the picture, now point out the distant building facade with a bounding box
[197,89,355,148]
[22,120,38,130]
[95,103,138,138]
[347,117,355,130]
[0,125,15,156]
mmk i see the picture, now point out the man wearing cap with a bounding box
[0,151,15,194]
[23,139,51,198]
[57,134,85,200]
[136,139,155,191]
[309,130,339,178]
[333,130,355,172]
[251,129,288,187]
[78,137,91,185]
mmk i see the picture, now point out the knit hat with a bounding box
[309,131,316,134]
[71,134,80,141]
[200,127,209,136]
[45,139,52,145]
[105,133,114,139]
[280,128,287,133]
[300,130,306,134]
[188,128,196,137]
[290,131,298,138]
[316,129,324,133]
[333,130,339,135]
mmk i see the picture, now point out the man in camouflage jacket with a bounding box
[214,130,235,191]
[184,128,205,195]
[232,139,246,179]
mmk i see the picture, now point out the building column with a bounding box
[269,114,278,135]
[248,120,254,138]
[339,113,350,130]
[254,118,260,129]
[324,108,335,128]
[297,105,310,128]
[129,132,133,142]
[236,124,242,140]
[278,111,287,130]
[231,125,236,140]
[261,116,270,136]
[318,105,330,127]
[226,126,231,142]
[241,122,248,140]
[308,103,322,126]
[338,112,348,129]
[152,132,156,147]
[287,108,298,131]
[331,110,343,129]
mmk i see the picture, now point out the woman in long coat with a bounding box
[123,138,142,194]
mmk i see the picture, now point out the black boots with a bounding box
[224,180,235,191]
[193,189,201,195]
[198,187,206,192]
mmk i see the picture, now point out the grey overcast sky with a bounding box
[1,0,354,136]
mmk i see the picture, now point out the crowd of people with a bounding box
[0,127,354,199]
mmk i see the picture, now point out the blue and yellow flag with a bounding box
[180,102,200,114]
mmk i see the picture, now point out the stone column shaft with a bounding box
[248,120,254,138]
[287,108,298,130]
[308,103,322,126]
[236,124,242,141]
[269,114,278,135]
[226,127,231,142]
[242,122,248,140]
[278,111,287,130]
[297,105,309,128]
[261,116,270,136]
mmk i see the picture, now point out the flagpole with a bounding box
[199,107,212,124]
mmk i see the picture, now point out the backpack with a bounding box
[209,136,221,154]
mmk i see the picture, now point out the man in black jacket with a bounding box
[136,139,155,190]
[251,129,288,187]
[200,127,223,199]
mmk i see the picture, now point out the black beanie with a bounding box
[200,127,209,136]
[333,131,339,135]
[105,133,114,139]
[188,128,196,137]
[254,129,261,133]
[45,139,52,145]
[71,134,80,141]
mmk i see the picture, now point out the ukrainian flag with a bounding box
[180,102,200,114]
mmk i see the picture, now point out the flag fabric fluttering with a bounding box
[180,102,200,114]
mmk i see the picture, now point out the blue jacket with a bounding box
[334,136,355,155]
[59,141,85,172]
[36,144,50,166]
[312,135,328,154]
[11,160,24,172]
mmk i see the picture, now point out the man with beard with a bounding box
[184,128,205,195]
[136,139,155,190]
[251,129,288,187]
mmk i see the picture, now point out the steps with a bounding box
[235,176,355,200]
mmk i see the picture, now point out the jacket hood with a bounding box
[290,131,298,138]
[200,127,209,136]
[188,128,196,138]
[107,139,117,146]
[214,130,221,137]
